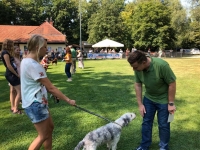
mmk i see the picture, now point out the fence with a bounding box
[86,53,123,59]
[84,51,200,59]
[150,51,200,58]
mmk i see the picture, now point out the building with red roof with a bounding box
[0,21,67,53]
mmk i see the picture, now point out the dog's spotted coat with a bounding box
[74,113,136,150]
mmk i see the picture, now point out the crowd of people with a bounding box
[89,48,121,54]
[1,35,176,150]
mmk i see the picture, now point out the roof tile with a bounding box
[0,21,66,43]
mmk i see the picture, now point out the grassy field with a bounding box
[0,58,200,150]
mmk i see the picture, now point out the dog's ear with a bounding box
[122,116,131,127]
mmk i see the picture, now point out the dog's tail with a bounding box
[74,140,84,150]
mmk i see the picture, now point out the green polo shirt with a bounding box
[134,57,176,104]
[71,48,76,58]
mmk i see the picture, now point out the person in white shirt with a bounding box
[21,34,76,150]
[158,49,163,58]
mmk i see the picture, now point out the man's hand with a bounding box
[139,104,146,117]
[168,105,176,114]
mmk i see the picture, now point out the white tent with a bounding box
[92,39,124,48]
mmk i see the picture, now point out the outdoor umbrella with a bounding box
[92,39,124,48]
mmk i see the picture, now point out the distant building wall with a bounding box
[18,43,66,53]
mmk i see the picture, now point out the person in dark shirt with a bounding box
[1,39,22,114]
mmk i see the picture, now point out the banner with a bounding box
[87,53,122,59]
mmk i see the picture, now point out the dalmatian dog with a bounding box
[74,112,136,150]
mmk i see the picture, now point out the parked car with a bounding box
[182,49,191,54]
[190,48,200,54]
[181,48,200,55]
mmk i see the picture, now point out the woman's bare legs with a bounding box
[28,114,54,150]
[13,85,21,113]
[9,85,16,111]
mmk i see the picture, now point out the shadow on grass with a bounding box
[0,63,138,149]
[0,60,200,150]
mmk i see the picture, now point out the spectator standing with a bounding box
[119,49,123,59]
[127,50,176,150]
[55,49,59,59]
[62,49,66,60]
[21,34,76,150]
[40,55,49,71]
[64,47,72,81]
[14,46,21,76]
[169,50,173,58]
[51,50,55,60]
[148,48,151,56]
[20,49,23,60]
[77,50,84,69]
[100,49,104,53]
[1,40,21,114]
[95,49,98,53]
[158,49,163,58]
[10,45,22,109]
[70,46,77,74]
[89,49,93,53]
[125,48,130,59]
[23,49,28,58]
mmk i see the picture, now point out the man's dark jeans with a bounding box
[140,97,170,150]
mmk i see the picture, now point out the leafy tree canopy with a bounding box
[87,0,126,45]
[130,0,176,51]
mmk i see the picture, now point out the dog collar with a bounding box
[113,122,123,128]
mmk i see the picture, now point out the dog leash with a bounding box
[74,105,122,127]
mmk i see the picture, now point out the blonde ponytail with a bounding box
[27,34,46,62]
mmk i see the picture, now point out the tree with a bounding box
[39,0,79,44]
[87,0,126,45]
[120,2,136,48]
[79,0,100,43]
[185,0,200,48]
[0,0,80,44]
[0,0,13,25]
[130,0,176,51]
[168,0,190,49]
[0,0,51,25]
[0,0,25,25]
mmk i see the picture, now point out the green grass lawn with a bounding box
[0,58,200,150]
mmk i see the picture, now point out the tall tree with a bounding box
[87,0,126,45]
[0,0,50,25]
[130,0,176,51]
[79,0,100,42]
[0,0,13,25]
[189,2,200,48]
[168,0,190,49]
[120,2,136,48]
[41,0,79,44]
[0,0,25,25]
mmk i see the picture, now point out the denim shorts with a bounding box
[24,102,49,124]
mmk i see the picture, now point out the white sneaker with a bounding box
[66,78,72,82]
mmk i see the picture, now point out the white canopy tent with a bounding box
[92,39,124,48]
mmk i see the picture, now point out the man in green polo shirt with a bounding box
[127,50,176,150]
